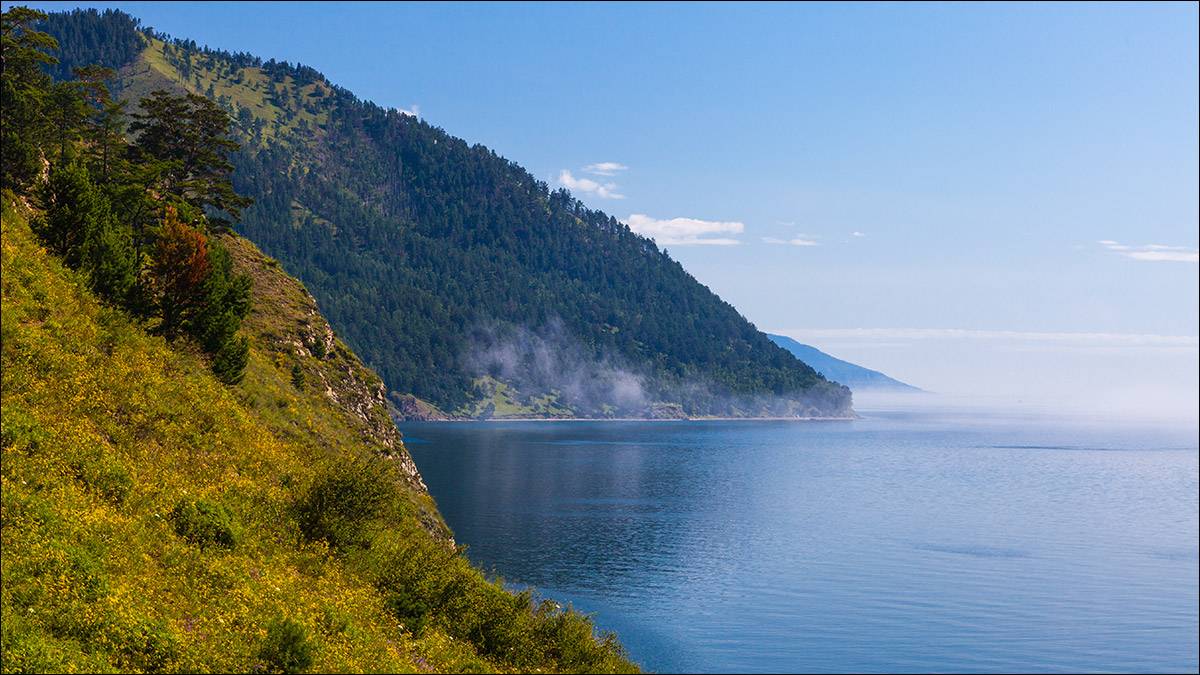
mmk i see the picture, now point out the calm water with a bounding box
[403,408,1199,673]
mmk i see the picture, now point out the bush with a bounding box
[385,582,432,636]
[117,618,180,673]
[1,405,45,452]
[71,450,133,506]
[211,334,249,385]
[170,498,238,549]
[294,457,396,550]
[357,530,636,672]
[307,336,326,359]
[258,617,313,674]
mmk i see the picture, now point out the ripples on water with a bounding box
[404,409,1199,673]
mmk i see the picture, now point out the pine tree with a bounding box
[81,207,136,302]
[35,159,104,266]
[1,6,58,189]
[129,90,252,229]
[212,335,248,385]
[192,240,251,353]
[35,160,136,302]
[47,80,87,162]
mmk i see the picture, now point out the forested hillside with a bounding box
[2,7,635,671]
[36,8,852,419]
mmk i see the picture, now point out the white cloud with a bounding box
[762,236,819,246]
[583,162,628,176]
[623,214,744,246]
[1127,250,1200,262]
[397,104,420,117]
[852,231,866,237]
[1099,240,1197,262]
[558,170,624,199]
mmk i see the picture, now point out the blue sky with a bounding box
[27,1,1200,413]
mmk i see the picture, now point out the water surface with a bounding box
[404,409,1199,673]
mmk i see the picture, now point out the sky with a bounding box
[26,1,1200,418]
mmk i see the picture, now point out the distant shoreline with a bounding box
[408,415,859,423]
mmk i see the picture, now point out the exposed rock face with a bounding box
[391,393,452,421]
[219,234,437,507]
[645,402,689,419]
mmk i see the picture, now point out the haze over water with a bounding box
[405,407,1199,673]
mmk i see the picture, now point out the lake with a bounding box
[402,407,1199,673]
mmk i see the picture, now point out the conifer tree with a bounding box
[35,160,136,302]
[212,335,249,385]
[192,239,251,354]
[1,6,58,189]
[35,159,103,266]
[151,206,251,383]
[129,90,252,229]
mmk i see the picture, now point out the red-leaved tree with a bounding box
[153,205,210,337]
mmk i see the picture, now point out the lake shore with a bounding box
[414,414,859,423]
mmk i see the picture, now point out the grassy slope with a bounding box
[1,197,636,673]
[217,232,448,535]
[461,377,576,420]
[135,37,332,146]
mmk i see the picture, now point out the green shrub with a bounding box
[307,336,325,359]
[170,498,238,549]
[116,618,180,673]
[258,617,313,674]
[385,582,432,636]
[211,334,249,385]
[357,530,636,672]
[71,450,133,506]
[294,457,395,550]
[0,613,115,674]
[1,405,44,452]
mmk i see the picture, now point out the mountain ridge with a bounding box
[37,8,853,420]
[767,333,921,392]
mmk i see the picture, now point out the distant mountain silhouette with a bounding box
[767,334,922,392]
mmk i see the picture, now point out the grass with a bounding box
[134,38,332,147]
[459,376,576,419]
[1,194,638,673]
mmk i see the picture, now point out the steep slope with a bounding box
[38,8,852,420]
[767,334,921,392]
[1,196,635,673]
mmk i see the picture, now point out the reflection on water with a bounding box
[404,411,1199,673]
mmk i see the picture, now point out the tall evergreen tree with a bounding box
[34,160,136,302]
[47,79,88,162]
[151,206,251,383]
[1,6,58,189]
[35,159,104,266]
[129,90,252,228]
